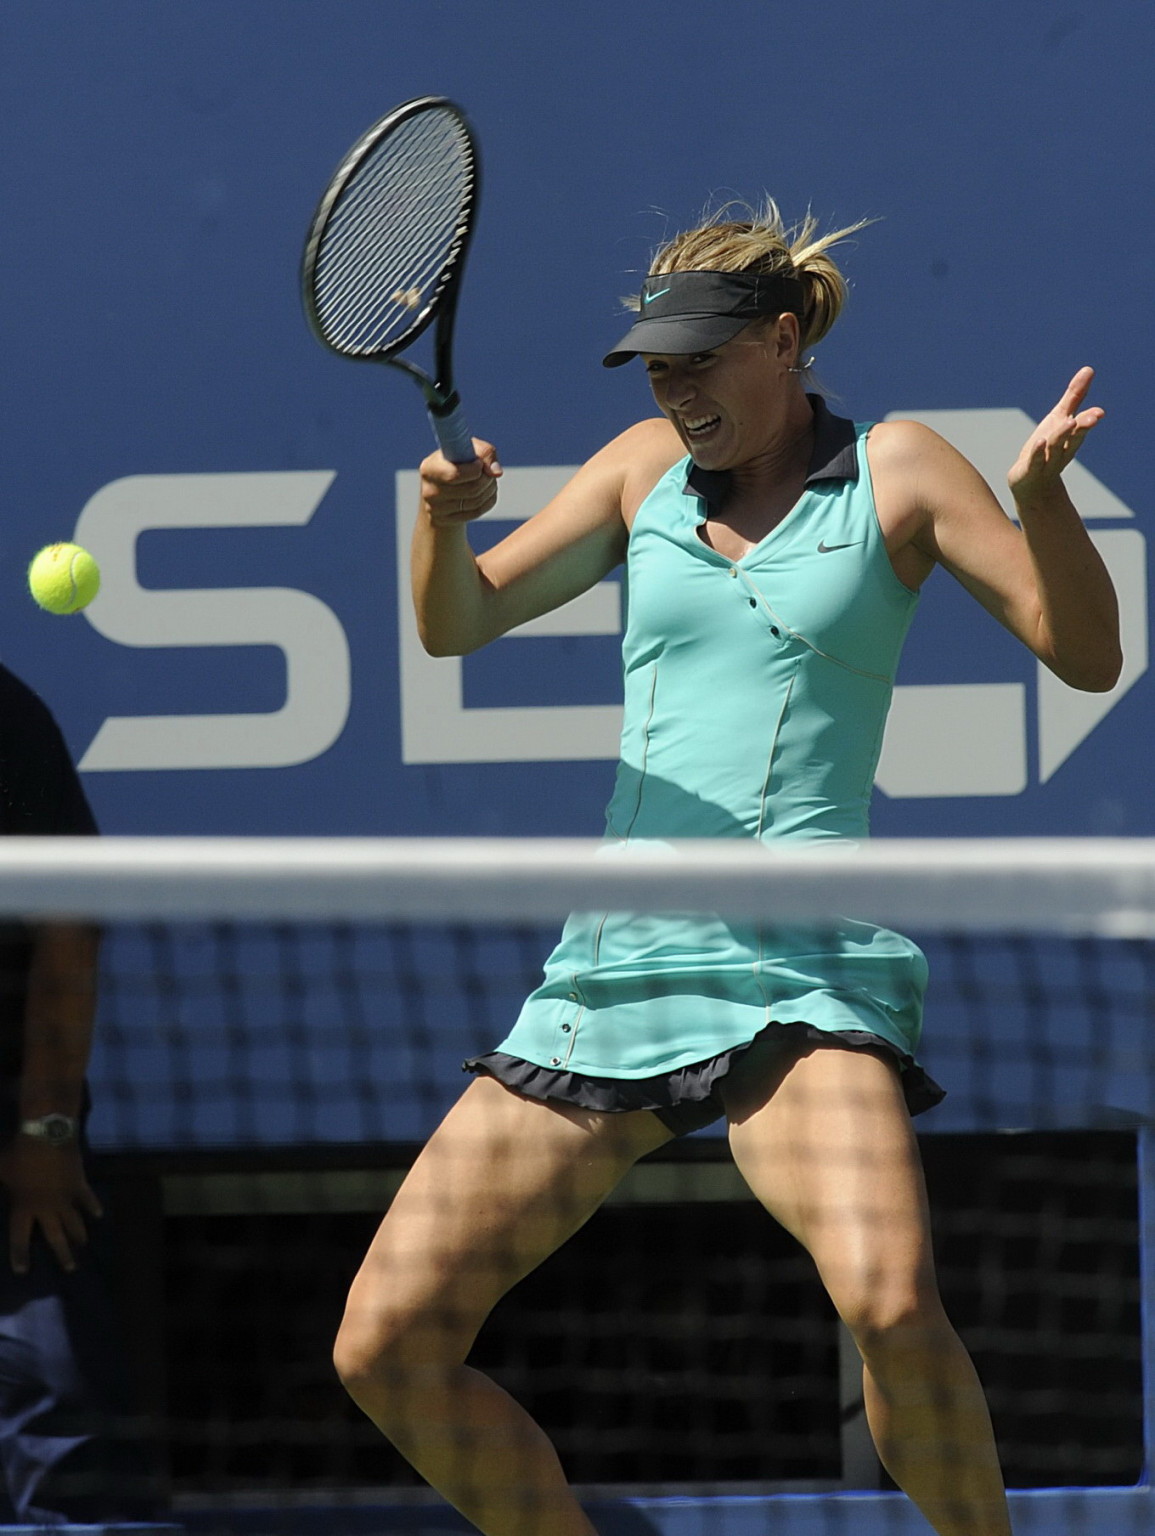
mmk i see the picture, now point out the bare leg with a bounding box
[334,1074,672,1535]
[726,1043,1011,1536]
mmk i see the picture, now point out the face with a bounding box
[642,316,797,470]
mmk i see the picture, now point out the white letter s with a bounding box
[75,471,350,771]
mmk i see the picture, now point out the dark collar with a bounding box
[684,394,859,513]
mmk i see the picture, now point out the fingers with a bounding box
[1018,421,1089,483]
[1061,364,1097,409]
[1047,405,1103,462]
[423,438,502,482]
[1030,418,1093,464]
[9,1210,31,1276]
[8,1190,101,1275]
[78,1182,104,1220]
[1050,368,1103,441]
[5,1210,79,1277]
[1009,388,1103,501]
[16,1212,88,1274]
[420,438,502,527]
[36,1209,84,1273]
[1031,367,1095,457]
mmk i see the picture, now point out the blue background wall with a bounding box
[2,0,1150,842]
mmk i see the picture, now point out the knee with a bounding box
[332,1314,388,1407]
[837,1281,952,1365]
[332,1288,467,1415]
[333,1296,420,1406]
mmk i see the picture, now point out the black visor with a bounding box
[602,269,805,368]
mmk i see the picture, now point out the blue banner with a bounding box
[1,0,1148,840]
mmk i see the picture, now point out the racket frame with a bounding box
[302,95,480,461]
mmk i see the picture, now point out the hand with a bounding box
[419,439,503,528]
[0,1138,103,1274]
[1008,366,1104,506]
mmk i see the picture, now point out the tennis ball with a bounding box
[27,543,101,614]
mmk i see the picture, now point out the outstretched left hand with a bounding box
[1008,366,1104,505]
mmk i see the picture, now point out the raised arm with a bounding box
[411,419,680,656]
[874,368,1122,692]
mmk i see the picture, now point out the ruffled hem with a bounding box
[464,1020,946,1121]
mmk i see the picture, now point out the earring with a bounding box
[788,356,815,374]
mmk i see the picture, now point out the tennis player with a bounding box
[335,204,1121,1536]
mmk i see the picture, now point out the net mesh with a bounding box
[2,838,1151,1534]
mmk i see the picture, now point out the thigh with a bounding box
[726,1043,937,1319]
[342,1075,673,1357]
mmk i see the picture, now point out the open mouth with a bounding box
[683,414,721,441]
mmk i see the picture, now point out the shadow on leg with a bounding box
[725,1039,1012,1536]
[334,1074,671,1536]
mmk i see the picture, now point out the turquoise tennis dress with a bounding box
[468,396,944,1119]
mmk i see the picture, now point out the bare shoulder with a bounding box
[865,419,945,543]
[866,417,1006,587]
[512,418,680,551]
[868,413,1021,602]
[616,415,684,458]
[483,418,680,569]
[594,415,683,467]
[867,417,997,519]
[599,417,685,522]
[867,417,955,474]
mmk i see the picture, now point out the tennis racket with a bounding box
[302,96,480,463]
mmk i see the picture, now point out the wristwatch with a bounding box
[18,1114,80,1146]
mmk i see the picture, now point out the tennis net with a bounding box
[1,836,1151,1535]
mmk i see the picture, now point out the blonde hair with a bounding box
[634,199,872,354]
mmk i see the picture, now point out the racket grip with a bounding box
[429,401,476,464]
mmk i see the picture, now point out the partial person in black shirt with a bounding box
[0,663,162,1521]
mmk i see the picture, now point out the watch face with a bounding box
[22,1114,78,1145]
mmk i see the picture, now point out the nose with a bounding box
[658,363,696,410]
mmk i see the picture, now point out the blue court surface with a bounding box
[172,1486,1155,1535]
[0,1528,181,1535]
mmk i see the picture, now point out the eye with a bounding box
[689,351,716,367]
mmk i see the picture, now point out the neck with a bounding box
[725,385,815,499]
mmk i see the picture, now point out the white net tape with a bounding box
[5,835,1155,933]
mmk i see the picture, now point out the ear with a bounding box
[773,312,801,368]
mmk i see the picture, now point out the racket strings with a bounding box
[319,176,465,350]
[329,138,463,288]
[312,111,474,354]
[324,176,459,338]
